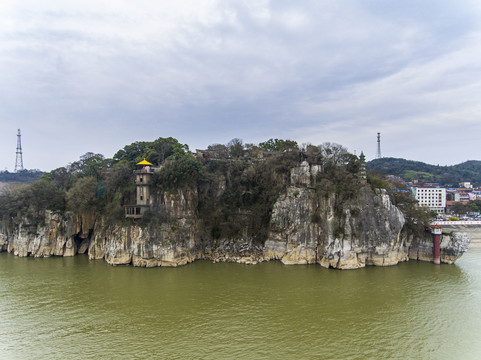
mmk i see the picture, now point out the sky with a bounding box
[1,0,481,171]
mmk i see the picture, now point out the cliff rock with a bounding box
[0,162,470,269]
[265,162,407,269]
[408,230,470,264]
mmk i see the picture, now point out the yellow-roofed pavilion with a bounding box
[136,158,153,166]
[125,158,155,219]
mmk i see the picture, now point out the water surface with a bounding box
[1,251,480,359]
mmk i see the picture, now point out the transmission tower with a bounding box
[15,129,24,172]
[376,132,382,159]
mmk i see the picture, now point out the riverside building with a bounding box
[412,187,446,214]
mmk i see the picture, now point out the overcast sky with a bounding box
[1,0,481,171]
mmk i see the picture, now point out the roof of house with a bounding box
[137,159,153,166]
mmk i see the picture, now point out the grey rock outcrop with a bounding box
[0,233,7,252]
[0,212,95,258]
[264,162,407,269]
[408,230,470,264]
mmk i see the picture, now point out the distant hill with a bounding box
[367,158,481,186]
[0,170,44,184]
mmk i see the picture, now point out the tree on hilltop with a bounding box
[113,137,189,166]
[258,138,298,152]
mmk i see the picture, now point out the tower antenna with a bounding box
[376,132,382,159]
[15,129,24,172]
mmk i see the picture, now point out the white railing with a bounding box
[432,221,481,226]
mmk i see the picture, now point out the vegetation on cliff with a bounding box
[0,137,433,243]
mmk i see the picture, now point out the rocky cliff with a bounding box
[263,161,408,269]
[0,162,469,268]
[407,230,470,264]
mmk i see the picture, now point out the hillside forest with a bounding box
[367,157,481,186]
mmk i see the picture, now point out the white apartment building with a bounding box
[412,187,446,213]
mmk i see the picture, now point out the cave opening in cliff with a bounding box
[73,234,83,247]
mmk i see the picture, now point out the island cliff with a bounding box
[0,156,469,269]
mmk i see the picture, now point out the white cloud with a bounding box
[1,1,481,170]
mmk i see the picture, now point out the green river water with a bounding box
[1,249,481,360]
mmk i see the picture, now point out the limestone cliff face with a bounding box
[89,188,201,267]
[0,162,470,268]
[264,161,407,269]
[0,212,94,258]
[0,232,7,252]
[0,189,202,266]
[408,230,470,264]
